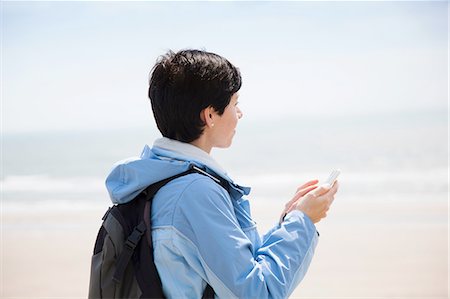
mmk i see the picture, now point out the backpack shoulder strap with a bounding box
[142,166,199,200]
[141,164,229,202]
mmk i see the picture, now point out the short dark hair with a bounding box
[148,49,242,143]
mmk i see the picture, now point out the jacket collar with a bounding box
[151,137,250,197]
[153,137,227,175]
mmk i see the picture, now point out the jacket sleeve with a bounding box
[172,177,319,299]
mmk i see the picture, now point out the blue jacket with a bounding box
[105,138,319,299]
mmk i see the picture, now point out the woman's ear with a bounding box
[200,107,215,128]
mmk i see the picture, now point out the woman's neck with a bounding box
[190,137,212,154]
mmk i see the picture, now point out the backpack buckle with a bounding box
[124,222,147,250]
[124,238,137,250]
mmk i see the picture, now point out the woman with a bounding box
[105,49,339,298]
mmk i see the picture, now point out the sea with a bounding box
[2,111,448,215]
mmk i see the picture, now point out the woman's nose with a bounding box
[237,107,243,119]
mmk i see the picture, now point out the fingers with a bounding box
[309,181,338,214]
[330,180,339,195]
[311,184,331,197]
[320,180,339,206]
[312,180,340,197]
[297,184,319,197]
[328,181,339,202]
[286,184,318,209]
[280,180,319,224]
[296,179,319,192]
[285,184,318,213]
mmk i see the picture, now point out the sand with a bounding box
[1,199,448,298]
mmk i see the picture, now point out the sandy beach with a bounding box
[2,197,447,299]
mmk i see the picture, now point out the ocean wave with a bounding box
[1,175,105,193]
[2,168,447,194]
[234,168,448,186]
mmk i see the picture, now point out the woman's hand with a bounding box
[279,180,319,223]
[296,181,339,223]
[280,180,339,224]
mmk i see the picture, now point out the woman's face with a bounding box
[211,92,243,148]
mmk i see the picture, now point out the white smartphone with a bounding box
[324,169,341,187]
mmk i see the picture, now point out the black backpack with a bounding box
[88,165,226,299]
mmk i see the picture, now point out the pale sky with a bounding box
[2,1,448,133]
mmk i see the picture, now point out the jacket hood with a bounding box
[105,143,250,204]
